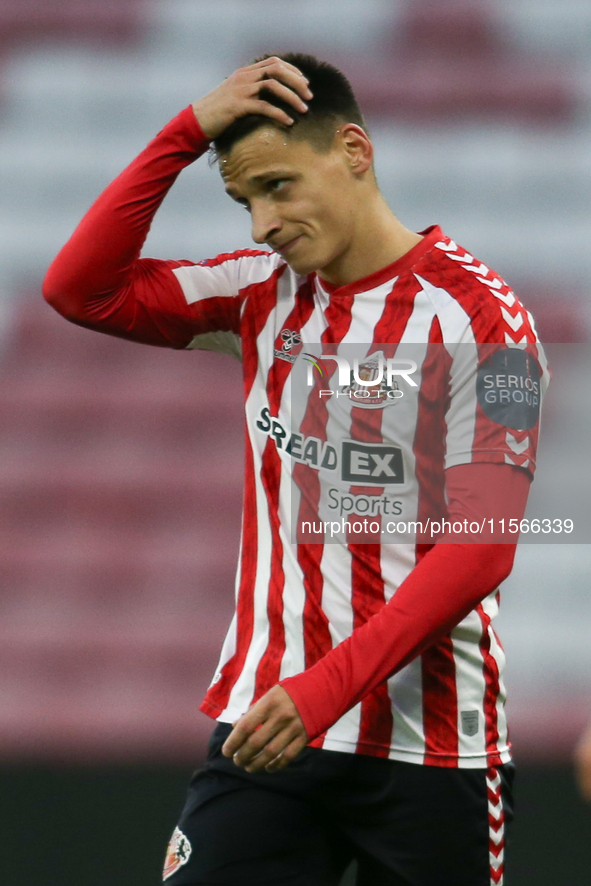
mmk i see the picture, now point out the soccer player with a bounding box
[44,54,547,886]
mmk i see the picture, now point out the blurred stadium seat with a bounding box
[0,0,146,47]
[348,0,579,123]
[0,298,242,759]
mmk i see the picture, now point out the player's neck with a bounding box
[318,194,422,289]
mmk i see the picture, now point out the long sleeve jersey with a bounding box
[44,106,548,767]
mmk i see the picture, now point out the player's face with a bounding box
[220,125,363,280]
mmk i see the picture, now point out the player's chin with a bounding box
[284,257,314,275]
[281,248,322,277]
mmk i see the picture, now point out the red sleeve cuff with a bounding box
[176,104,211,154]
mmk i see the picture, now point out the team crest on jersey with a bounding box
[461,710,480,736]
[274,329,303,364]
[163,827,192,881]
[341,351,401,409]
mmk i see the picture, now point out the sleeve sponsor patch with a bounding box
[476,348,541,430]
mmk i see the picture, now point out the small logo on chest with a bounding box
[274,329,302,364]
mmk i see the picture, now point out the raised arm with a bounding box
[42,57,312,347]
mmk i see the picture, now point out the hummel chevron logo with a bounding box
[505,453,530,469]
[490,828,504,846]
[491,289,516,307]
[488,799,504,821]
[504,332,528,345]
[500,307,524,332]
[491,853,504,871]
[462,261,491,278]
[487,768,505,886]
[435,240,535,348]
[487,770,501,792]
[506,432,529,456]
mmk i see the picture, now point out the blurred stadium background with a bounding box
[0,0,590,883]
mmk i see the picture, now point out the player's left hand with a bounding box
[221,684,309,773]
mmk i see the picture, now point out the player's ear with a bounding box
[337,124,373,176]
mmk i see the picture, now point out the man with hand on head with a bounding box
[44,53,547,886]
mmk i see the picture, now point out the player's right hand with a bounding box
[192,57,313,141]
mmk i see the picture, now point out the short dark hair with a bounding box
[212,53,367,158]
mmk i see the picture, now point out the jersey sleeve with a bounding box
[444,338,549,480]
[42,104,280,353]
[426,238,550,479]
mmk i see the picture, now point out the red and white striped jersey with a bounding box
[167,224,548,768]
[42,107,547,770]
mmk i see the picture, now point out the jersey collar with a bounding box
[314,225,443,299]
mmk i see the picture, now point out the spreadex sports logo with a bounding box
[303,350,418,409]
[163,827,192,881]
[256,408,404,485]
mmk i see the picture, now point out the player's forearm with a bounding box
[280,542,515,740]
[43,106,209,321]
[281,463,530,741]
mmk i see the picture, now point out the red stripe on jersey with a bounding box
[294,382,335,671]
[372,274,424,343]
[350,546,392,756]
[241,269,288,400]
[200,431,258,716]
[297,290,358,715]
[347,403,391,755]
[476,603,501,759]
[253,436,286,701]
[413,317,449,533]
[297,541,331,670]
[198,248,272,269]
[251,282,318,697]
[319,289,356,344]
[414,318,459,764]
[421,637,459,766]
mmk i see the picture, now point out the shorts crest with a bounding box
[163,826,192,881]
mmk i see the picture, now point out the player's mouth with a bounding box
[274,235,302,256]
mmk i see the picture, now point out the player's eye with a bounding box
[237,199,251,212]
[268,179,288,194]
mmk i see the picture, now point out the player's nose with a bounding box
[251,203,282,245]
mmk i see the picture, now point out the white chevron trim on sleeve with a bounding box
[506,433,530,455]
[504,332,528,345]
[500,307,524,332]
[434,239,458,252]
[490,288,516,307]
[462,261,491,277]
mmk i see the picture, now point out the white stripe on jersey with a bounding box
[319,546,362,750]
[452,609,489,762]
[172,252,277,304]
[387,657,427,761]
[414,274,476,344]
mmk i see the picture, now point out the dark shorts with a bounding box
[162,723,514,886]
